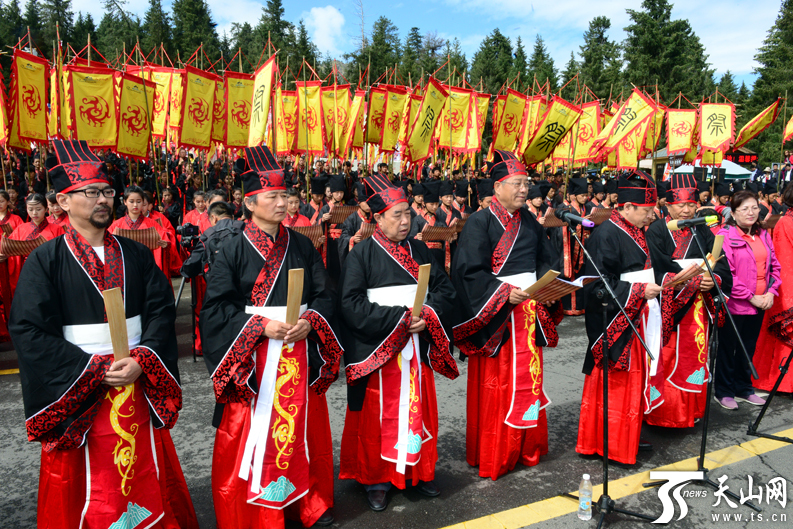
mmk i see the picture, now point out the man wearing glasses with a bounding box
[451,150,562,480]
[200,146,343,528]
[9,140,198,528]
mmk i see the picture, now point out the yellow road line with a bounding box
[0,368,19,375]
[441,427,793,529]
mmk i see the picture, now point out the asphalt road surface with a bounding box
[1,279,791,528]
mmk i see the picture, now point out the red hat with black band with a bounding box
[665,173,698,204]
[617,171,658,207]
[241,145,285,196]
[364,173,407,214]
[49,140,112,193]
[489,149,528,182]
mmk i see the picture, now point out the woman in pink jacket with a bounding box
[715,190,782,410]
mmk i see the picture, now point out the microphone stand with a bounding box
[561,222,657,527]
[644,224,760,512]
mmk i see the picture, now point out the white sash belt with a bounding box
[367,284,422,309]
[367,285,421,474]
[620,268,661,372]
[496,272,537,290]
[239,304,307,493]
[63,315,142,355]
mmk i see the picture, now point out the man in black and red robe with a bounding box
[338,173,459,510]
[10,139,197,529]
[318,174,348,280]
[644,174,730,427]
[552,177,593,315]
[338,182,373,265]
[200,146,343,529]
[451,150,562,480]
[576,172,663,466]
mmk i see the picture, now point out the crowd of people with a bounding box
[5,139,793,529]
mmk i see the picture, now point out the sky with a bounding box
[72,0,780,91]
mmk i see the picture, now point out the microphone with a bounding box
[557,210,595,228]
[667,216,719,231]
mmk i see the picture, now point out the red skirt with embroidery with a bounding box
[754,315,793,393]
[212,391,333,529]
[576,333,646,465]
[36,428,198,529]
[465,342,549,481]
[339,366,438,489]
[644,330,707,428]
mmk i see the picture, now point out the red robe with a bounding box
[8,218,65,296]
[47,213,70,227]
[109,215,173,280]
[149,210,183,276]
[0,212,24,337]
[282,213,311,228]
[755,209,793,392]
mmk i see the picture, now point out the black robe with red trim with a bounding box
[581,211,653,375]
[338,209,372,267]
[451,201,561,358]
[339,228,460,410]
[10,231,181,450]
[200,223,343,424]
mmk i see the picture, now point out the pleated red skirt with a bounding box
[212,391,334,529]
[37,428,198,529]
[754,325,793,393]
[576,336,645,465]
[339,366,439,489]
[193,275,206,354]
[645,331,707,428]
[465,342,549,481]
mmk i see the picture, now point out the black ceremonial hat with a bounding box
[423,180,441,203]
[439,180,455,197]
[242,146,285,197]
[665,173,698,204]
[364,172,407,214]
[490,150,528,182]
[617,171,657,207]
[310,176,328,196]
[50,140,111,193]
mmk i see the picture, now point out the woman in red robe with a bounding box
[109,186,171,279]
[46,191,70,227]
[754,186,793,393]
[0,190,25,339]
[7,194,65,295]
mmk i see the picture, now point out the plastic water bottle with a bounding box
[578,473,593,520]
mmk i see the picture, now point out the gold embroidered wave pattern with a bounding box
[107,383,139,496]
[272,344,300,470]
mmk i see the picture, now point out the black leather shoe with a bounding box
[313,509,334,526]
[367,490,388,511]
[416,480,441,497]
[639,439,653,452]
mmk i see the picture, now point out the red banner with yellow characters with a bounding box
[492,89,526,152]
[698,103,735,152]
[274,86,297,156]
[247,56,276,148]
[67,66,118,148]
[380,85,408,153]
[573,101,601,166]
[320,84,351,155]
[666,109,697,156]
[12,49,48,144]
[224,71,254,148]
[116,73,155,161]
[296,80,324,155]
[734,98,780,150]
[341,90,365,158]
[522,96,583,166]
[437,86,474,153]
[179,65,217,150]
[366,86,387,144]
[405,77,448,164]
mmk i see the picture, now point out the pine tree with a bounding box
[255,0,292,57]
[746,0,793,164]
[560,52,579,101]
[23,0,43,52]
[717,71,738,103]
[230,22,256,72]
[290,20,319,77]
[579,16,622,100]
[510,36,528,90]
[528,34,557,91]
[369,16,401,77]
[418,31,444,77]
[441,38,467,82]
[39,0,72,54]
[0,0,25,75]
[469,28,513,150]
[70,12,94,50]
[623,0,714,102]
[172,0,221,61]
[142,0,172,59]
[399,27,422,83]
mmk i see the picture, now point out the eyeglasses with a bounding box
[69,188,116,199]
[735,206,760,213]
[500,180,530,190]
